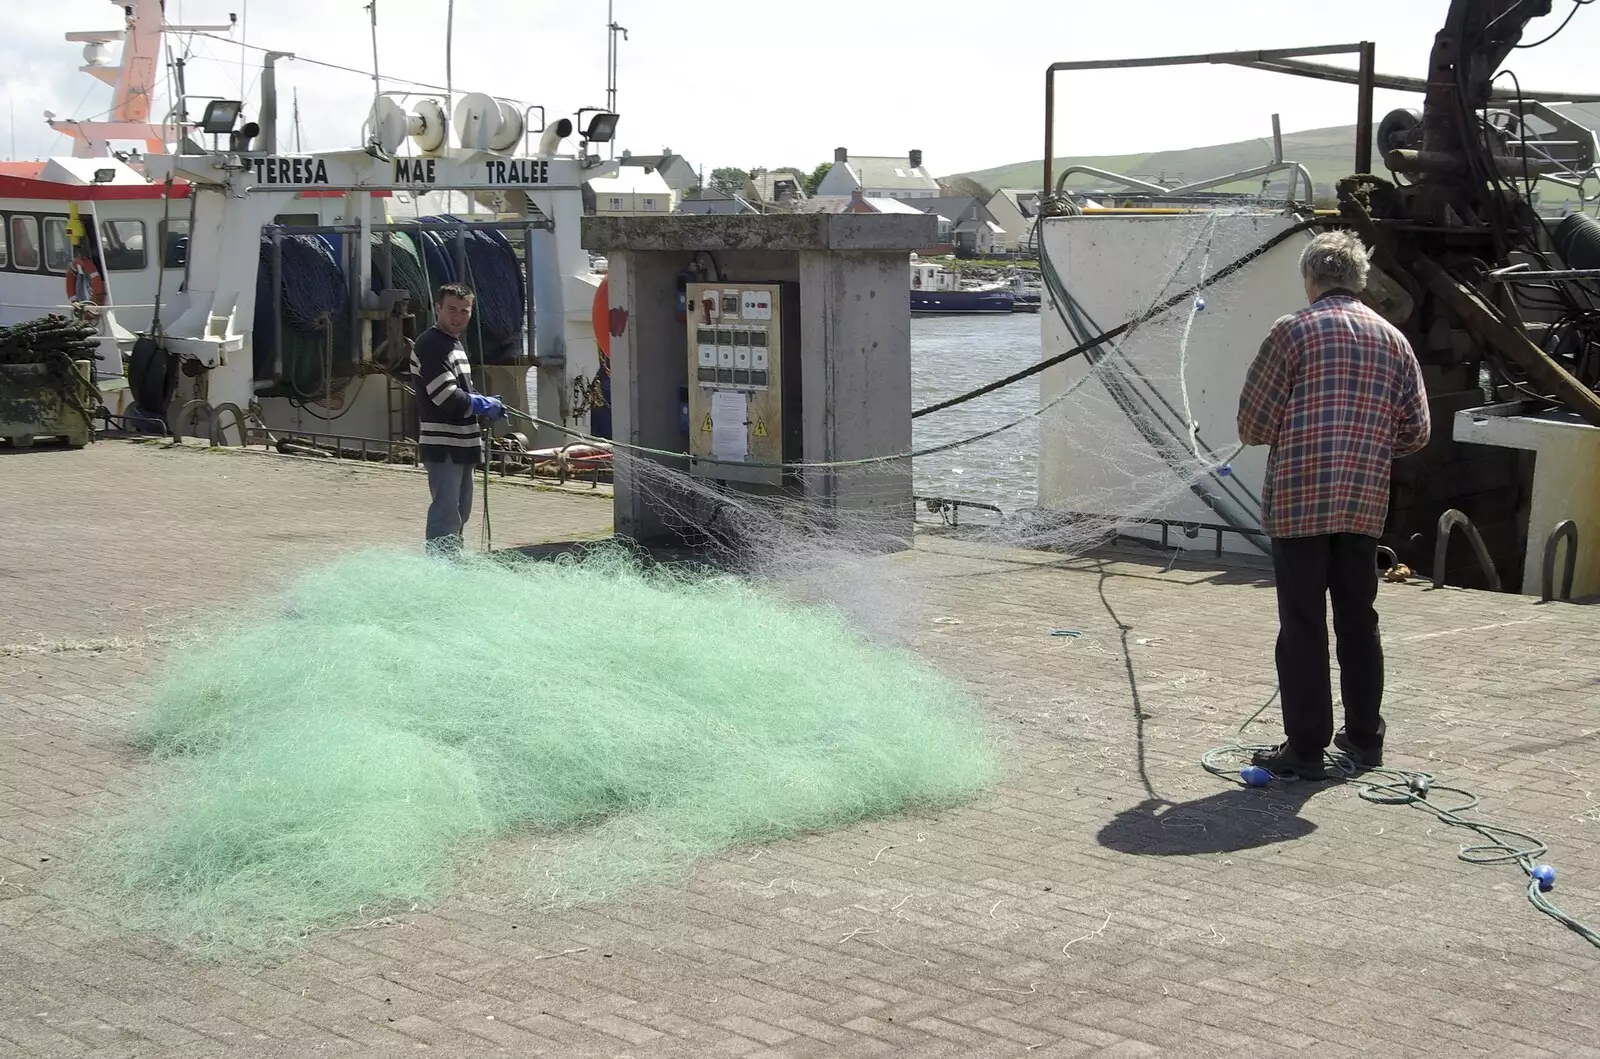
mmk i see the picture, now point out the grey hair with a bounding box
[1298,230,1371,292]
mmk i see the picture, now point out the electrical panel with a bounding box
[685,281,799,486]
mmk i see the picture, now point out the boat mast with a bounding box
[52,0,234,158]
[606,1,627,159]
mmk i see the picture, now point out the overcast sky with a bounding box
[4,0,1596,178]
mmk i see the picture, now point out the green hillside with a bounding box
[954,105,1600,203]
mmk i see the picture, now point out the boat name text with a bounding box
[250,156,330,185]
[482,159,550,185]
[245,156,553,188]
[391,157,551,186]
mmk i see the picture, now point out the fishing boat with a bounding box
[0,0,613,458]
[1031,14,1600,596]
[909,256,1015,316]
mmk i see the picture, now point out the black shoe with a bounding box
[1333,724,1384,769]
[1250,742,1328,780]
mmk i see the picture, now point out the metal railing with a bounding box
[1542,519,1578,603]
[1433,508,1502,591]
[1041,43,1378,208]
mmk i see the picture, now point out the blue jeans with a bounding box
[424,459,476,555]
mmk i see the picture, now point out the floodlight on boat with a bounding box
[92,168,116,184]
[200,100,243,135]
[578,108,619,144]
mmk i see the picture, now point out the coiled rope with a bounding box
[1203,697,1599,950]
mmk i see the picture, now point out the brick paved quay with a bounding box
[2,440,1597,1058]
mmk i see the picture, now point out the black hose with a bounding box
[1554,214,1600,272]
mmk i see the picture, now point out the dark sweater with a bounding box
[410,326,480,464]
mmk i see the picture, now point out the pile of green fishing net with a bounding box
[79,546,1001,956]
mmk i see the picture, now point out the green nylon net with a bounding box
[77,546,1002,957]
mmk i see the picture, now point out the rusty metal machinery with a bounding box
[1337,0,1600,589]
[1035,4,1599,589]
[0,315,101,449]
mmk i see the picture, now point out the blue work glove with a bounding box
[469,393,507,419]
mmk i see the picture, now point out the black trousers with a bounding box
[1271,533,1385,755]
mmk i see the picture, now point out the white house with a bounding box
[585,168,677,215]
[984,188,1041,253]
[795,188,931,215]
[815,148,940,200]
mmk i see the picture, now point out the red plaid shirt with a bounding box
[1237,291,1430,539]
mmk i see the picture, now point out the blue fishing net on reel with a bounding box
[251,234,352,397]
[420,216,526,365]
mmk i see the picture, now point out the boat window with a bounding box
[9,216,40,271]
[159,218,188,269]
[100,219,148,271]
[0,218,7,268]
[43,217,72,273]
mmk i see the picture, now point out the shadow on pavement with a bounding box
[1096,782,1325,856]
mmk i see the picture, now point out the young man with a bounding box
[411,283,506,556]
[1236,230,1431,779]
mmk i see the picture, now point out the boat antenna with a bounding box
[606,0,628,160]
[293,88,303,151]
[445,0,455,131]
[366,1,381,110]
[239,1,248,102]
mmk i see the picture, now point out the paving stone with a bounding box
[1,441,1597,1057]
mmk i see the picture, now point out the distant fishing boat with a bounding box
[909,257,1015,316]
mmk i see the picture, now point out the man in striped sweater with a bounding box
[1236,231,1431,780]
[411,283,505,556]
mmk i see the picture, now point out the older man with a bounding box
[411,282,506,556]
[1236,230,1431,779]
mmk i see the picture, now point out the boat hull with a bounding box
[1035,211,1311,555]
[911,288,1015,316]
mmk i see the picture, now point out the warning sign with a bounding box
[753,418,769,438]
[702,413,713,433]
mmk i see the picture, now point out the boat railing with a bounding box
[1040,42,1379,213]
[1051,160,1317,207]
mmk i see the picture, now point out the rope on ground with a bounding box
[1202,698,1599,950]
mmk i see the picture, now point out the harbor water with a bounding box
[520,312,1043,513]
[911,312,1040,513]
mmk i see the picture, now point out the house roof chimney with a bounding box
[909,149,923,169]
[835,146,848,163]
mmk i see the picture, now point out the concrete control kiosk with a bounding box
[582,213,936,550]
